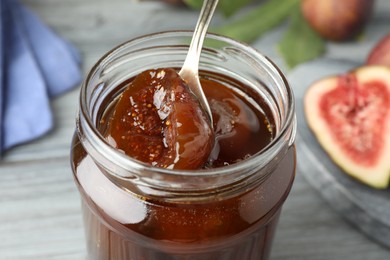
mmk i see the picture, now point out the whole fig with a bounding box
[301,0,375,41]
[366,34,390,66]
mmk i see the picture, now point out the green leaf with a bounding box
[278,6,326,68]
[183,0,203,9]
[211,0,300,43]
[184,0,255,17]
[218,0,255,17]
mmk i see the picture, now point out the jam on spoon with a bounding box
[104,68,214,170]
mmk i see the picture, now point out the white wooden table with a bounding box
[1,0,390,259]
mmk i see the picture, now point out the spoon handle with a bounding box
[180,0,219,75]
[179,0,219,124]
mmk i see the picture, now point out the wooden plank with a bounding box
[1,0,389,259]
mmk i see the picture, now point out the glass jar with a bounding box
[71,31,296,260]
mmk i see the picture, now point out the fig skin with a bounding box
[366,34,390,66]
[301,0,375,42]
[304,66,390,189]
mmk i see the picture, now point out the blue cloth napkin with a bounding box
[0,0,82,154]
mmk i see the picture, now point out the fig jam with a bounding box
[71,31,296,260]
[101,68,214,170]
[72,71,295,260]
[100,68,274,169]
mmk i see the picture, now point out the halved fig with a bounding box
[304,66,390,188]
[105,68,214,170]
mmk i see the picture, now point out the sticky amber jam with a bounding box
[71,31,296,260]
[71,70,295,260]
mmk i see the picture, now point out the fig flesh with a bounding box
[366,34,390,66]
[304,66,390,188]
[301,0,374,41]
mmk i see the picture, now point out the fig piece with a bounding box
[301,0,374,42]
[366,34,390,66]
[304,66,390,189]
[106,68,214,170]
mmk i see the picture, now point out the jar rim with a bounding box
[78,30,295,187]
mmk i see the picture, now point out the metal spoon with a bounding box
[179,0,219,125]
